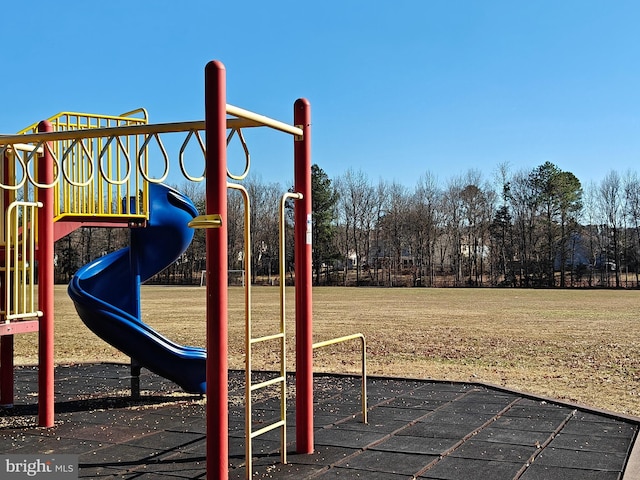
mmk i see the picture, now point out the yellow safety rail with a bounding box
[313,333,368,424]
[11,110,149,222]
[2,201,42,321]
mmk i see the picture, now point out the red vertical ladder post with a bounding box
[294,98,313,453]
[0,149,14,407]
[37,120,55,427]
[205,60,229,480]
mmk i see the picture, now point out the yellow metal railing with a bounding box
[313,333,368,424]
[2,201,42,321]
[16,110,150,223]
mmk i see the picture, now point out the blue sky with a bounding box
[2,1,639,191]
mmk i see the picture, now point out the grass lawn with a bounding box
[12,285,640,417]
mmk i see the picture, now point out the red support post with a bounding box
[37,120,55,427]
[0,336,14,407]
[0,150,14,407]
[205,60,229,480]
[293,98,313,453]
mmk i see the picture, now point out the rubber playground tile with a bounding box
[334,449,438,475]
[2,432,105,454]
[533,446,629,471]
[78,465,140,478]
[471,426,551,447]
[435,402,507,415]
[312,412,359,427]
[369,405,435,422]
[416,411,496,427]
[330,416,409,434]
[447,439,537,463]
[451,391,516,405]
[550,432,636,453]
[503,403,574,420]
[228,419,250,438]
[399,389,468,401]
[519,463,622,480]
[489,415,563,432]
[314,400,364,417]
[124,457,207,478]
[561,418,638,439]
[79,442,166,466]
[365,377,423,392]
[418,456,524,480]
[575,410,637,423]
[313,427,389,449]
[227,438,282,466]
[370,434,460,455]
[283,445,360,466]
[397,421,479,439]
[54,423,146,444]
[168,437,207,456]
[60,407,147,426]
[143,415,206,434]
[122,429,204,450]
[381,395,449,410]
[229,462,325,480]
[248,424,296,444]
[321,467,410,479]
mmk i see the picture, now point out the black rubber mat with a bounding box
[0,364,638,479]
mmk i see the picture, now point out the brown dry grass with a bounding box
[12,285,640,417]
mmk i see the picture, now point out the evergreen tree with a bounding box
[311,164,339,285]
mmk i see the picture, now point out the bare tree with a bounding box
[336,169,377,286]
[599,170,623,287]
[410,172,440,286]
[245,177,283,284]
[624,171,640,285]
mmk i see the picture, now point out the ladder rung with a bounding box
[250,419,286,439]
[249,375,285,392]
[6,311,43,321]
[249,332,285,345]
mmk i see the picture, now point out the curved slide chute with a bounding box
[68,183,206,394]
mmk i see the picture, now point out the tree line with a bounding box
[54,161,640,288]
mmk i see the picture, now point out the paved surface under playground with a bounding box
[0,363,639,479]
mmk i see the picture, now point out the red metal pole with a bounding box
[0,337,14,407]
[205,60,229,480]
[0,150,14,407]
[294,98,313,453]
[37,120,55,427]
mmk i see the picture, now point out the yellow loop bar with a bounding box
[97,136,131,186]
[226,128,250,181]
[137,133,169,183]
[0,147,27,191]
[61,138,94,187]
[26,143,60,189]
[178,130,206,182]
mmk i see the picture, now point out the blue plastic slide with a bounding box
[68,183,206,394]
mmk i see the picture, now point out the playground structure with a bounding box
[0,60,367,480]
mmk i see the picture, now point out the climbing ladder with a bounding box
[226,182,304,478]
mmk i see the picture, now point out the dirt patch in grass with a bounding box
[12,285,640,417]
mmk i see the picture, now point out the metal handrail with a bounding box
[3,201,43,321]
[313,333,368,424]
